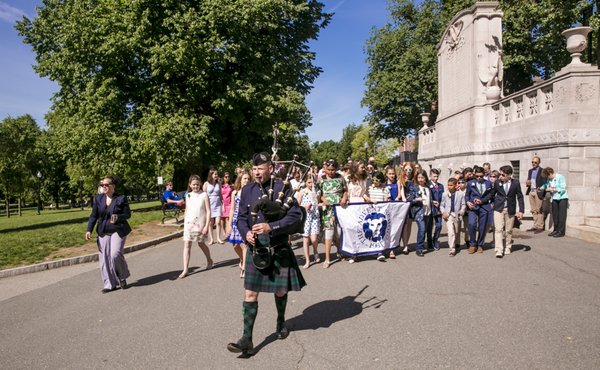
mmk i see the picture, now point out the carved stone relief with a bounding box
[575,82,596,102]
[445,21,465,58]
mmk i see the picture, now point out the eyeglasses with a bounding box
[100,183,112,187]
[404,168,413,173]
[532,162,539,164]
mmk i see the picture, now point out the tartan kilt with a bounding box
[244,244,306,293]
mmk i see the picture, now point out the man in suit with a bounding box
[440,178,466,256]
[525,156,546,233]
[465,166,493,254]
[482,165,524,258]
[427,168,444,250]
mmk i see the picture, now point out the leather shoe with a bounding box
[120,280,128,290]
[449,252,456,257]
[467,246,476,254]
[101,287,116,294]
[227,337,254,355]
[416,250,425,257]
[477,246,484,254]
[553,233,565,238]
[276,323,289,339]
[548,231,558,237]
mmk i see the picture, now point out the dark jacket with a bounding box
[482,179,525,216]
[237,179,302,247]
[86,193,132,238]
[526,167,545,195]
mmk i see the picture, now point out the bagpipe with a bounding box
[249,126,314,271]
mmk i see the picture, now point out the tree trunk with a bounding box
[5,195,9,218]
[18,195,22,216]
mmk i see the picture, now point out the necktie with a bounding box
[477,182,482,193]
[450,193,455,213]
[504,181,509,194]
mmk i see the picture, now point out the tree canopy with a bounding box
[17,0,330,182]
[362,0,598,142]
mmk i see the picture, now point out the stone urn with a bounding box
[485,85,501,100]
[562,26,592,65]
[420,112,431,128]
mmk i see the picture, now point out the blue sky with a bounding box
[0,0,390,143]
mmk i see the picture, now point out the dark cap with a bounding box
[325,159,338,168]
[252,152,271,166]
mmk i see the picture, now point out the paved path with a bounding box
[1,223,599,369]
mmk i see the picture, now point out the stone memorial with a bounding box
[418,1,600,242]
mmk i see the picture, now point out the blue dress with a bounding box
[227,194,243,244]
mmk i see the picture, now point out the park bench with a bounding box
[160,196,183,224]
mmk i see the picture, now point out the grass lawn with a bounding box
[0,201,164,270]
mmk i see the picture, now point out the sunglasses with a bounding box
[404,168,413,173]
[474,175,484,178]
[100,183,112,187]
[532,162,539,165]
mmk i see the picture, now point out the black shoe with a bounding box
[227,337,254,355]
[416,250,424,257]
[276,322,289,339]
[548,231,558,237]
[120,280,128,290]
[101,288,115,294]
[553,233,565,238]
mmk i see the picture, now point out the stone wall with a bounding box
[418,1,600,230]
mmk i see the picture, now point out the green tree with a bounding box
[362,0,442,142]
[17,0,330,186]
[338,123,361,162]
[0,115,41,216]
[310,140,341,166]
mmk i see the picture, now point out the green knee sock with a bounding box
[242,301,258,341]
[275,294,288,325]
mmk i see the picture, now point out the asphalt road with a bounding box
[1,222,599,369]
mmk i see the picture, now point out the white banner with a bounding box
[334,201,411,257]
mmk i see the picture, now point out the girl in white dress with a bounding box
[179,175,213,279]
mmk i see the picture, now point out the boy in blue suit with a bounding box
[465,166,493,254]
[427,168,444,250]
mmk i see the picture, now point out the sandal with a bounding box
[206,260,214,270]
[177,272,187,279]
[389,251,396,259]
[303,263,310,269]
[314,253,321,263]
[322,261,331,269]
[240,269,245,278]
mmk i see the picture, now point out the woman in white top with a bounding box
[413,170,433,257]
[179,175,213,279]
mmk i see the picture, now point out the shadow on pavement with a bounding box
[250,285,387,356]
[130,267,200,286]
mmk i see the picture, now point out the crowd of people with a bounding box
[84,153,569,356]
[86,155,568,292]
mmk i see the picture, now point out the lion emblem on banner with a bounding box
[362,212,388,243]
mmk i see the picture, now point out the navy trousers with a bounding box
[468,207,490,247]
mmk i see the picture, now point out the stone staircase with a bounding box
[567,217,600,244]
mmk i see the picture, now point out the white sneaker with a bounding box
[504,248,511,255]
[348,258,356,264]
[377,254,385,261]
[495,251,503,258]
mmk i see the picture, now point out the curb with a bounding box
[0,230,183,279]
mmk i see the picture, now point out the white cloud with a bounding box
[0,2,26,23]
[328,0,347,13]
